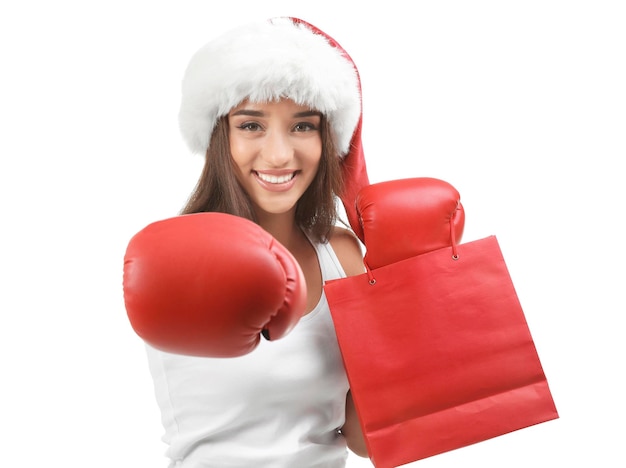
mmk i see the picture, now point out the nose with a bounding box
[261,130,294,167]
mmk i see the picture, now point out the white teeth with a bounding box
[257,172,295,184]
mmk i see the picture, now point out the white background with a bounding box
[1,1,624,466]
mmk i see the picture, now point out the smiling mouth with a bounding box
[255,172,297,184]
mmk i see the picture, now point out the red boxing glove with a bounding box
[123,212,307,357]
[356,177,465,270]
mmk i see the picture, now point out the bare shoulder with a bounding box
[328,226,365,277]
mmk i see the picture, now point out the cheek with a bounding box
[227,145,250,187]
[228,137,252,171]
[305,139,323,168]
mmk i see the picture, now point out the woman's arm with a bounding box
[329,226,365,277]
[342,391,368,457]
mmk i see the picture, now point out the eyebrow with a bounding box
[294,110,322,118]
[230,109,322,118]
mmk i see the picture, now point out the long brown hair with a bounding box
[180,114,344,243]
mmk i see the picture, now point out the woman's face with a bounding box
[228,98,322,218]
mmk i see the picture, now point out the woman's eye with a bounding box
[238,122,261,131]
[294,122,317,132]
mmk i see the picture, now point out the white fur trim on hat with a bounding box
[178,17,361,156]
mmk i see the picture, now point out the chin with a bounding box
[253,200,299,218]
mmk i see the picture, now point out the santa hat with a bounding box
[178,17,369,241]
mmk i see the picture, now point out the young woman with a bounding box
[139,17,371,466]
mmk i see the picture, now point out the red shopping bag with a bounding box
[325,235,558,468]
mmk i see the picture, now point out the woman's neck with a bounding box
[256,210,303,251]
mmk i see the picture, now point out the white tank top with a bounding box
[145,239,350,467]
